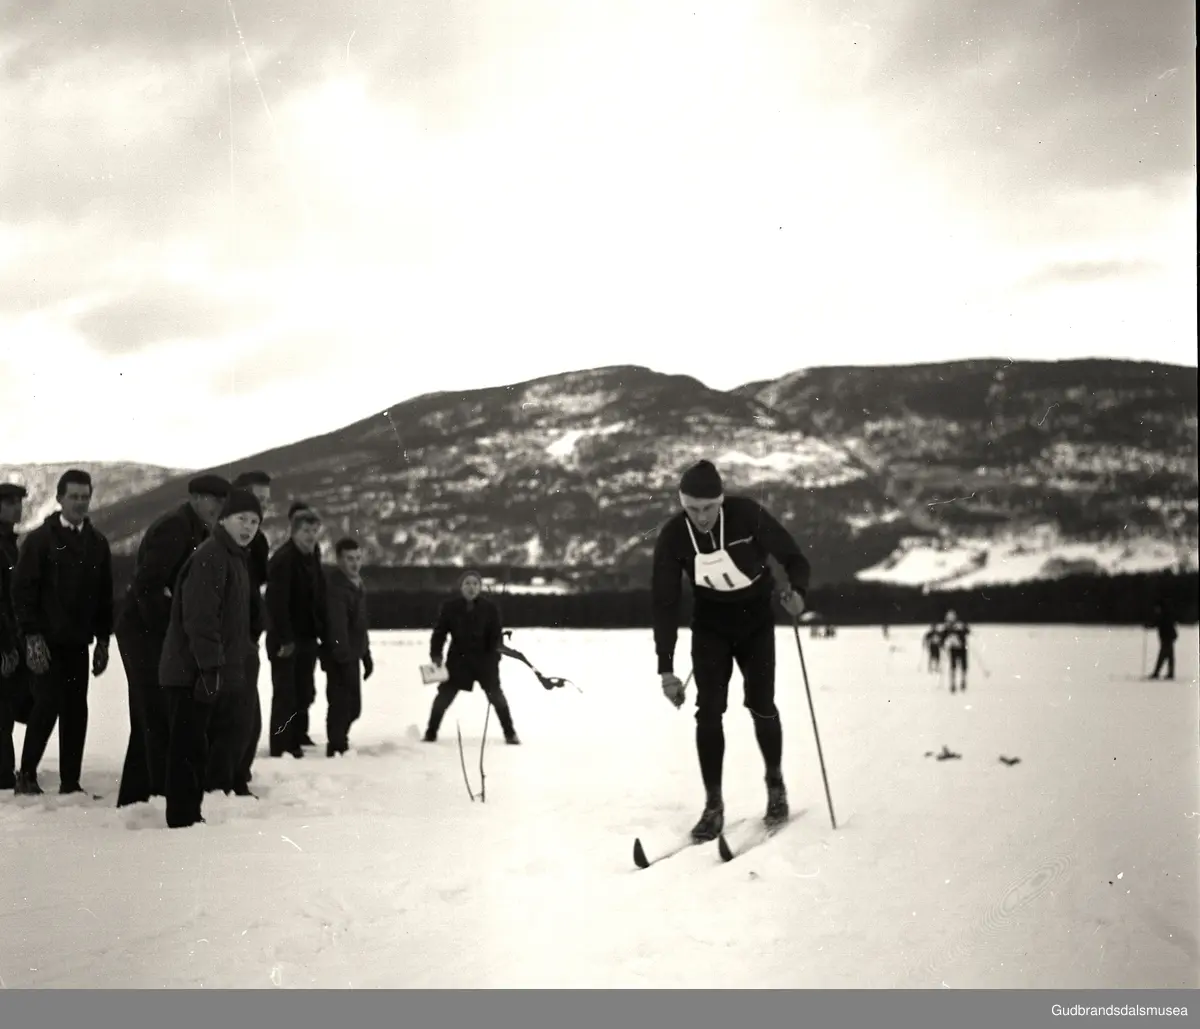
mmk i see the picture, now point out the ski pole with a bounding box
[792,619,837,830]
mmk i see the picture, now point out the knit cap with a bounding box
[220,488,263,521]
[679,459,723,499]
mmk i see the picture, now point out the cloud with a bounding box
[1019,259,1162,291]
[74,284,268,355]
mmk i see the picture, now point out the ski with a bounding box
[717,813,801,862]
[632,817,748,869]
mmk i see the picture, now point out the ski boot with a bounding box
[690,796,725,843]
[764,775,789,828]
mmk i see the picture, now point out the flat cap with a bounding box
[232,470,272,487]
[0,482,28,501]
[188,474,232,498]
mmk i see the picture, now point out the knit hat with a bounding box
[219,488,263,522]
[679,459,723,499]
[459,568,483,586]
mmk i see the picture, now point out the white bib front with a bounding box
[685,509,758,592]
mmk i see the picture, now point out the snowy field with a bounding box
[1,624,1197,990]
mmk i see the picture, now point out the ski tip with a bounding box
[717,834,734,862]
[633,838,650,869]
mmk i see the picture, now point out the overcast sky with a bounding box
[2,0,1195,468]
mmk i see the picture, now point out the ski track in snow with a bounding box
[0,625,1196,989]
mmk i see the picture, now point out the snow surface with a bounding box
[1,625,1197,989]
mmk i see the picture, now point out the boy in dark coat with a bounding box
[652,460,810,842]
[266,507,327,757]
[321,537,374,756]
[157,489,262,829]
[12,470,114,796]
[208,469,272,795]
[423,570,519,745]
[114,474,230,807]
[0,482,29,790]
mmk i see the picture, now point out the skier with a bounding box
[1146,600,1177,681]
[922,623,943,672]
[423,570,520,745]
[651,459,810,843]
[941,609,970,693]
[157,488,262,829]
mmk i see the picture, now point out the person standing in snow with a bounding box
[265,506,327,757]
[320,537,374,756]
[923,623,943,672]
[941,609,970,693]
[1146,600,1178,681]
[157,489,262,829]
[209,469,273,795]
[114,474,231,808]
[11,470,114,796]
[423,570,520,745]
[0,482,29,791]
[651,459,810,843]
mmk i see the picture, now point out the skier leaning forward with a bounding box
[652,459,811,843]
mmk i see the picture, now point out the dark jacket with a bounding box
[157,526,254,693]
[1149,607,1178,643]
[265,539,326,655]
[0,521,19,655]
[118,502,210,639]
[323,568,372,664]
[12,513,114,649]
[651,495,811,675]
[247,531,269,641]
[431,594,503,668]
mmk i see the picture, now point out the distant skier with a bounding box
[1146,600,1177,681]
[651,459,810,843]
[423,570,520,745]
[922,623,943,671]
[940,609,970,693]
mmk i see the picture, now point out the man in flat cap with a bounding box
[12,470,114,795]
[0,482,29,790]
[114,473,230,807]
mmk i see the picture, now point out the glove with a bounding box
[660,672,686,709]
[779,588,807,619]
[92,640,109,677]
[1,649,18,679]
[26,634,50,676]
[194,669,221,704]
[362,653,374,680]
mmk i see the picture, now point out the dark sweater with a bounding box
[118,502,210,639]
[323,568,371,664]
[430,595,503,666]
[265,539,327,654]
[651,495,811,674]
[12,513,114,649]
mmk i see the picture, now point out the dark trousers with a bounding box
[235,652,262,786]
[269,640,317,755]
[691,614,781,797]
[115,627,171,807]
[325,659,362,752]
[0,682,15,788]
[948,647,967,686]
[164,687,216,828]
[1151,640,1176,679]
[204,683,259,792]
[20,645,91,788]
[426,660,516,739]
